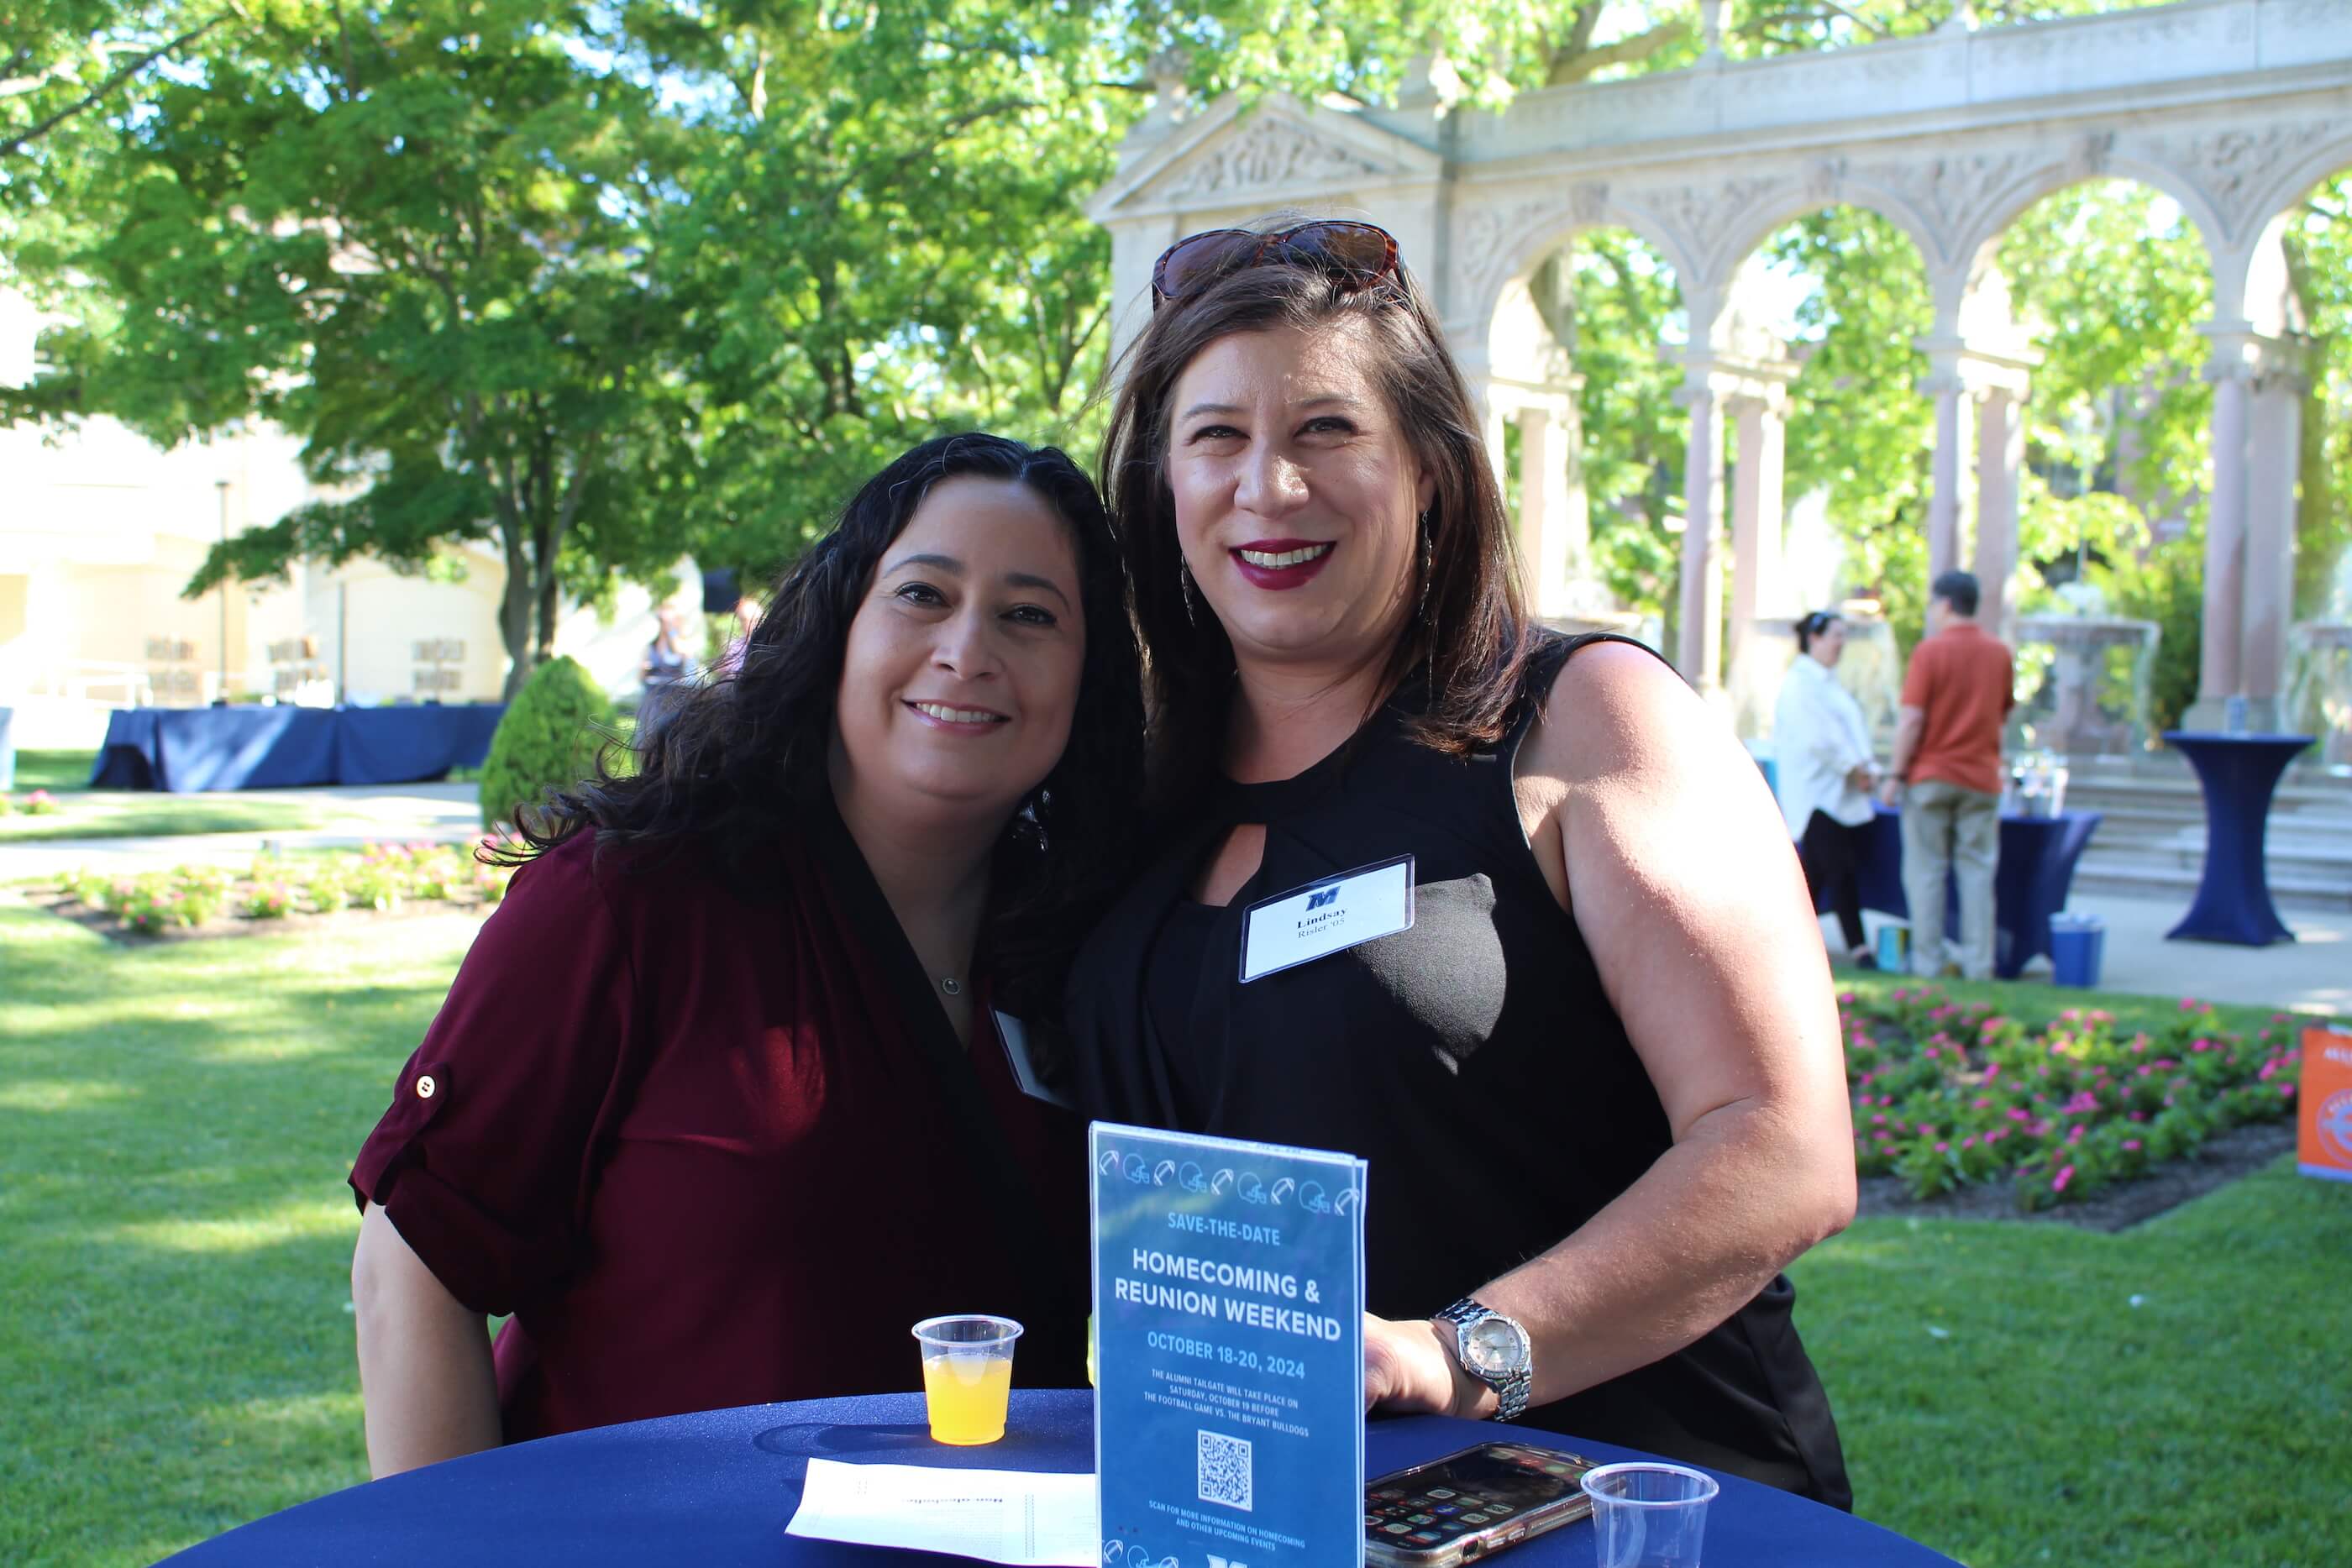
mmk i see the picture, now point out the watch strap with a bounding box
[1435,1297,1532,1422]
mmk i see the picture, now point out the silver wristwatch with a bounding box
[1435,1298,1533,1421]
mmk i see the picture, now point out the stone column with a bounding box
[1674,378,1726,693]
[1516,395,1587,619]
[2189,341,2253,727]
[2240,350,2307,730]
[1726,387,1788,684]
[1919,361,1969,582]
[1973,385,2027,643]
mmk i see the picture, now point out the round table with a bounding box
[2160,731,2316,946]
[161,1391,1959,1566]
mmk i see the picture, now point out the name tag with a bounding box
[994,1011,1074,1111]
[1238,855,1415,983]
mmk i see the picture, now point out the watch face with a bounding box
[1464,1316,1529,1375]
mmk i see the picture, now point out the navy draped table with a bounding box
[1824,806,2103,978]
[2160,731,2315,946]
[160,1390,1957,1567]
[89,705,505,792]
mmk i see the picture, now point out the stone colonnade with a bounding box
[1089,1,2352,731]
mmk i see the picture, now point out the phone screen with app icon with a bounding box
[1364,1442,1596,1568]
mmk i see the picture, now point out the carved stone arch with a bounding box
[1609,176,1797,305]
[1950,150,2226,288]
[1451,190,1691,344]
[1707,178,1939,326]
[2239,129,2352,254]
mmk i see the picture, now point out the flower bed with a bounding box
[0,789,63,815]
[53,840,515,937]
[1844,987,2305,1210]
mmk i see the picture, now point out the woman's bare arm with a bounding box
[351,1202,501,1476]
[1368,643,1856,1414]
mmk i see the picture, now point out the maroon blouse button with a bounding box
[416,1073,438,1099]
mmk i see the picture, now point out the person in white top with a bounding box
[1774,611,1880,968]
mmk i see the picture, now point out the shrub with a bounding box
[1843,988,2302,1211]
[477,656,615,832]
[22,789,60,815]
[243,883,295,919]
[305,864,353,913]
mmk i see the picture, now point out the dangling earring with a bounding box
[1179,556,1200,627]
[1416,509,1436,624]
[1418,508,1438,706]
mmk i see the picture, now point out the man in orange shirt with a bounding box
[1879,571,2014,979]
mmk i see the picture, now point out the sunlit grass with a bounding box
[2,900,2344,1566]
[1795,1162,2349,1567]
[0,904,486,1565]
[0,793,328,842]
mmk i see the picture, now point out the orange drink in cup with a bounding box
[911,1315,1023,1445]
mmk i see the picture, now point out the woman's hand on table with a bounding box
[1363,1314,1483,1419]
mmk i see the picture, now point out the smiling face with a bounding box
[1165,321,1434,674]
[830,475,1085,826]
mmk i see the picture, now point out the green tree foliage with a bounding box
[10,2,690,696]
[477,653,613,832]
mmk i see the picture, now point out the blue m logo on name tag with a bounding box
[1306,887,1339,910]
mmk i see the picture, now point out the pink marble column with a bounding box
[1728,390,1787,684]
[2240,359,2306,725]
[1516,398,1586,619]
[1920,366,1967,582]
[1676,380,1725,692]
[1973,385,2025,642]
[2196,359,2251,718]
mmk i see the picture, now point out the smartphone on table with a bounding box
[1364,1440,1597,1568]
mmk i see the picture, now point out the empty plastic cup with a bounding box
[911,1314,1023,1445]
[1581,1461,1719,1568]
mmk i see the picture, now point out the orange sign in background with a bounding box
[2299,1023,2352,1184]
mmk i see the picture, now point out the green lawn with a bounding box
[3,747,333,842]
[0,794,329,843]
[0,907,2343,1565]
[8,750,98,794]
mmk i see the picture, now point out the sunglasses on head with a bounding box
[1150,220,1403,310]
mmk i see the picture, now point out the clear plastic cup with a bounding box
[1580,1461,1719,1568]
[911,1314,1023,1445]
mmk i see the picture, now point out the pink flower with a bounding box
[2123,1140,2142,1152]
[2053,1165,2075,1193]
[2281,1083,2297,1098]
[1971,1097,1992,1109]
[1917,1124,1937,1138]
[1874,1130,1893,1141]
[2190,1039,2210,1052]
[1871,1114,1887,1125]
[1935,1141,1950,1153]
[2067,1124,2086,1145]
[2180,998,2199,1010]
[1961,1135,1977,1148]
[1984,1063,2003,1083]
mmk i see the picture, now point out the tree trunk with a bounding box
[497,519,535,700]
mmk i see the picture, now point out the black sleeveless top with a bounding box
[1068,633,1851,1508]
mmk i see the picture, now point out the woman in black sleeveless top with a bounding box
[1068,220,1857,1507]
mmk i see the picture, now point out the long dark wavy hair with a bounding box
[516,433,1145,1016]
[1100,223,1543,815]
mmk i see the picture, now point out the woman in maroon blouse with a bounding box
[348,434,1142,1475]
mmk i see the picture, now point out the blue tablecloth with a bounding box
[160,1390,1956,1567]
[90,705,505,792]
[1825,807,2102,979]
[2160,731,2315,946]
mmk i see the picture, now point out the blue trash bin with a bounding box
[2049,912,2106,988]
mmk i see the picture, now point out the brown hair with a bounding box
[1100,232,1541,814]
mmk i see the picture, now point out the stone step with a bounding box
[2067,854,2352,914]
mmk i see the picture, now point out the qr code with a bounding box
[1197,1429,1253,1512]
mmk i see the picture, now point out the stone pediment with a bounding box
[1091,94,1441,219]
